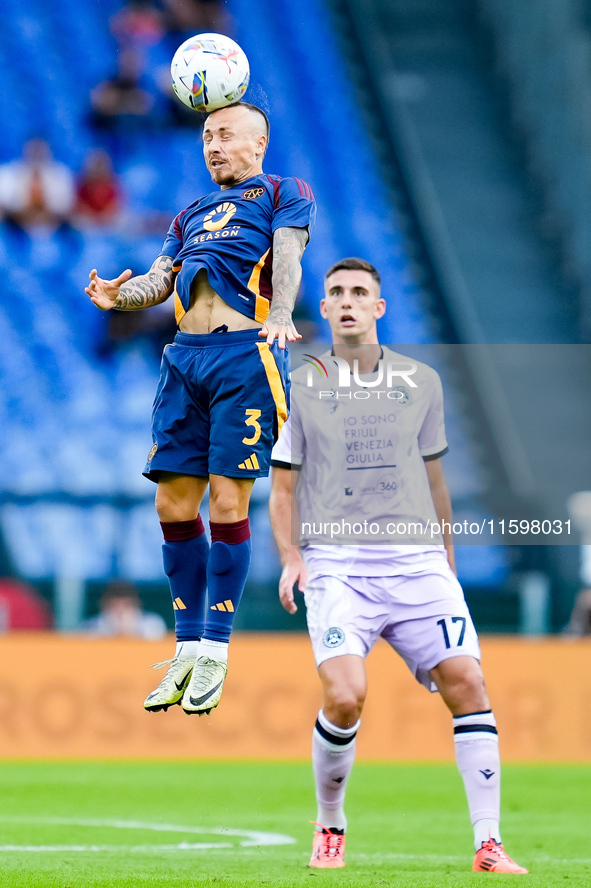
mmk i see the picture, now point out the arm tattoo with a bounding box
[115,256,176,310]
[269,227,308,325]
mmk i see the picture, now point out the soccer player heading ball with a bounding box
[86,102,316,715]
[269,258,527,874]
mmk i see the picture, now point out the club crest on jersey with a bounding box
[391,386,412,405]
[243,186,265,200]
[323,627,345,648]
[147,443,158,462]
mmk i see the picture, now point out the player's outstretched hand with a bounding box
[278,557,307,614]
[259,314,302,350]
[85,268,133,311]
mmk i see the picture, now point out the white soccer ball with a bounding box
[170,33,250,112]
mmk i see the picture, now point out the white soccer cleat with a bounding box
[181,656,228,715]
[144,657,194,712]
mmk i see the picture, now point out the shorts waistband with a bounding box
[173,328,263,348]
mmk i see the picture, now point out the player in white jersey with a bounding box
[269,258,527,874]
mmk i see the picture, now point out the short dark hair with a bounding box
[324,257,381,286]
[206,101,270,142]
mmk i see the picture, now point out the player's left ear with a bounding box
[374,297,386,320]
[255,134,268,158]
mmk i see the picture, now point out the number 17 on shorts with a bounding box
[437,616,467,650]
[430,611,481,670]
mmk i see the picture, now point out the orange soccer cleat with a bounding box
[473,839,528,874]
[308,823,346,868]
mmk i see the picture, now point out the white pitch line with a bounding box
[354,852,589,866]
[0,816,296,852]
[0,845,584,866]
[354,852,466,863]
[0,843,233,853]
[0,821,584,866]
[531,855,591,866]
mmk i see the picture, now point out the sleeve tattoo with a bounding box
[115,256,176,311]
[269,227,308,326]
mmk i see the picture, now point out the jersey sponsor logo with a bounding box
[147,443,158,462]
[376,473,398,498]
[242,186,265,200]
[358,473,398,498]
[203,201,237,231]
[322,626,345,648]
[194,227,240,243]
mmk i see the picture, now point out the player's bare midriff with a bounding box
[179,268,262,334]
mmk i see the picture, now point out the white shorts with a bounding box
[304,566,480,693]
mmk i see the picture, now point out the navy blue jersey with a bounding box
[159,173,316,325]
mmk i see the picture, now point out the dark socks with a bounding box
[160,516,209,641]
[204,518,251,643]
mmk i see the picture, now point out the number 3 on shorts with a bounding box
[242,409,262,445]
[437,616,466,649]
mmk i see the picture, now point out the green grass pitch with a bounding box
[0,761,589,887]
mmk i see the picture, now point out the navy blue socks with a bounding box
[160,516,209,641]
[160,516,251,645]
[204,518,251,643]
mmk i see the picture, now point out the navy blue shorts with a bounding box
[143,329,289,481]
